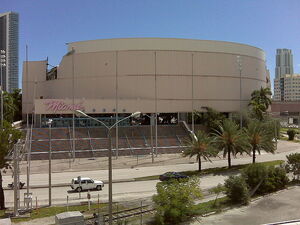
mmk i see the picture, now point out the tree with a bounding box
[285,153,300,180]
[153,176,202,224]
[242,164,288,195]
[3,91,17,123]
[0,121,23,209]
[0,89,22,124]
[10,89,22,122]
[194,107,226,132]
[213,119,250,168]
[245,120,275,163]
[287,129,296,141]
[182,130,218,171]
[224,175,249,204]
[248,100,266,121]
[209,183,225,207]
[248,87,272,120]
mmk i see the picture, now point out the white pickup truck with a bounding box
[71,177,104,192]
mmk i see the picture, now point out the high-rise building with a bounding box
[0,11,19,92]
[275,49,293,79]
[274,74,300,101]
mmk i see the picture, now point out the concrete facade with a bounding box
[274,74,300,101]
[22,38,269,116]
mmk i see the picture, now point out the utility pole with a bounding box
[237,56,243,128]
[72,47,76,161]
[13,143,21,217]
[191,53,194,132]
[115,51,119,159]
[154,51,158,156]
[26,46,29,128]
[47,119,53,206]
[26,125,32,208]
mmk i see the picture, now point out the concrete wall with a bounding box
[22,38,268,115]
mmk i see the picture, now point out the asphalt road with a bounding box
[5,180,158,206]
[4,173,229,206]
[4,140,300,207]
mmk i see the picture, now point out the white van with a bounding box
[71,177,104,192]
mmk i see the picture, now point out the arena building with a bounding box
[22,38,270,127]
[21,38,270,159]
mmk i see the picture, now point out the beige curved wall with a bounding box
[22,38,268,114]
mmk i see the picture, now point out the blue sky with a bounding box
[2,0,300,89]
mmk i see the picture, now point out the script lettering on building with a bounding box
[44,100,85,112]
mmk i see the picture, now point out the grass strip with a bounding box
[191,197,230,216]
[134,160,284,181]
[3,203,110,223]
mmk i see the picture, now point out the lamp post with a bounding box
[46,119,53,206]
[237,56,243,128]
[269,112,279,150]
[143,114,154,163]
[0,49,6,128]
[192,53,194,132]
[74,110,141,225]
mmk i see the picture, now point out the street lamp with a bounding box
[143,114,154,163]
[237,56,243,128]
[46,119,53,206]
[269,112,279,150]
[74,110,141,225]
[0,49,6,128]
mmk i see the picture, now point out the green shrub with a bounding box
[242,164,288,195]
[285,153,300,180]
[242,163,268,193]
[153,176,202,225]
[209,183,225,208]
[224,175,249,204]
[287,129,296,140]
[263,167,288,193]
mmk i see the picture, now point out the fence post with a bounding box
[116,203,119,224]
[140,200,143,225]
[87,190,91,211]
[97,194,100,225]
[35,196,38,210]
[67,195,69,211]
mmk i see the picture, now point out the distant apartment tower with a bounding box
[274,74,300,101]
[0,11,19,92]
[275,49,293,79]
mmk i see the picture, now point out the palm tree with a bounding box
[248,100,266,121]
[249,87,272,120]
[259,87,272,108]
[246,120,276,163]
[195,107,225,132]
[183,130,218,171]
[214,119,250,168]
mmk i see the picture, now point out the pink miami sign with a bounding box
[44,100,85,112]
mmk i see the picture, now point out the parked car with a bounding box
[71,177,104,192]
[159,172,189,181]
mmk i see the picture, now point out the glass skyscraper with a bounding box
[0,11,19,92]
